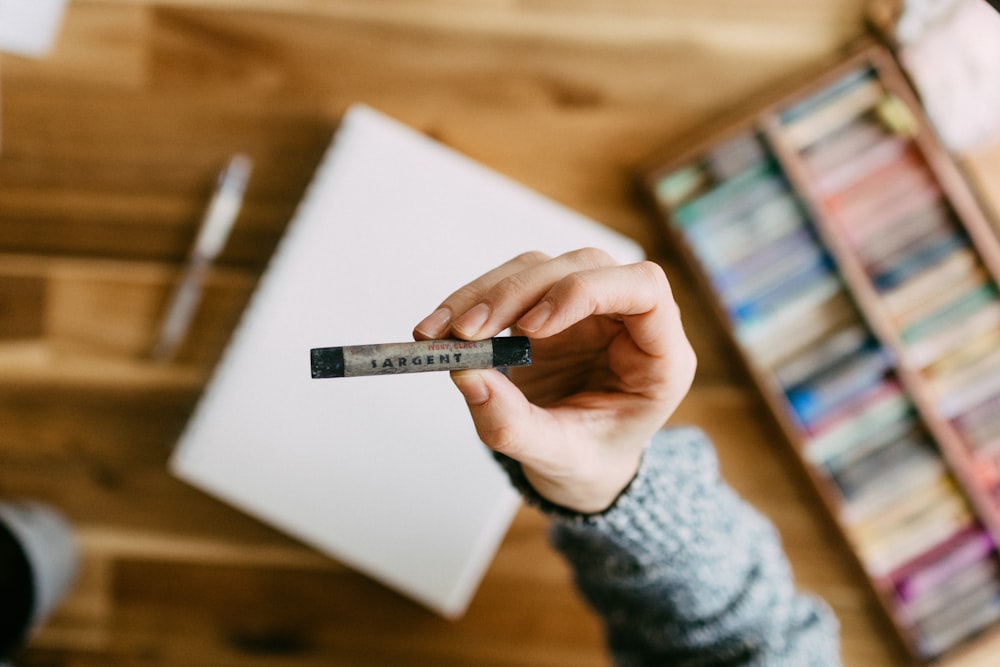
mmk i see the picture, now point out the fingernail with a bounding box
[517,301,552,333]
[453,303,491,338]
[451,370,490,405]
[414,307,452,339]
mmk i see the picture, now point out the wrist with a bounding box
[506,446,644,515]
[522,469,629,515]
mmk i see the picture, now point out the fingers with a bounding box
[413,251,550,340]
[415,248,686,358]
[519,260,683,358]
[449,369,550,459]
[415,248,621,341]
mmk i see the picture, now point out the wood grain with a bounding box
[2,1,1000,665]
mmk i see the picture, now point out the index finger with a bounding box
[518,260,686,359]
[413,251,551,340]
[442,248,620,340]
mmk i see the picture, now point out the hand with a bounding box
[413,248,696,513]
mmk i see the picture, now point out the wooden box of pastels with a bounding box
[640,40,1000,664]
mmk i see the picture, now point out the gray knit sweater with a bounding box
[497,426,842,666]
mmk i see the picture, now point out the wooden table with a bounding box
[2,2,999,665]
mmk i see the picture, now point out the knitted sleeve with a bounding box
[494,426,842,666]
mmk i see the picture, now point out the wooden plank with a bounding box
[0,378,196,463]
[0,3,150,88]
[0,274,46,339]
[79,0,869,52]
[0,254,255,365]
[23,509,604,667]
[1,2,880,266]
[0,87,330,267]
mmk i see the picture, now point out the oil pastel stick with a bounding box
[310,337,531,379]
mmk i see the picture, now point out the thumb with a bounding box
[450,369,537,458]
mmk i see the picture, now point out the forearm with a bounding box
[498,427,841,666]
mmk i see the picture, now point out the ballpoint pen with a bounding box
[151,153,253,363]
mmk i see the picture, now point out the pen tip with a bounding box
[226,153,254,181]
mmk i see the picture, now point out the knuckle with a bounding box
[635,261,679,309]
[554,271,602,319]
[558,270,594,298]
[566,246,614,268]
[481,422,521,457]
[493,270,535,299]
[448,283,487,306]
[636,260,670,291]
[513,250,550,266]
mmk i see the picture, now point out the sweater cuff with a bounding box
[492,426,718,529]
